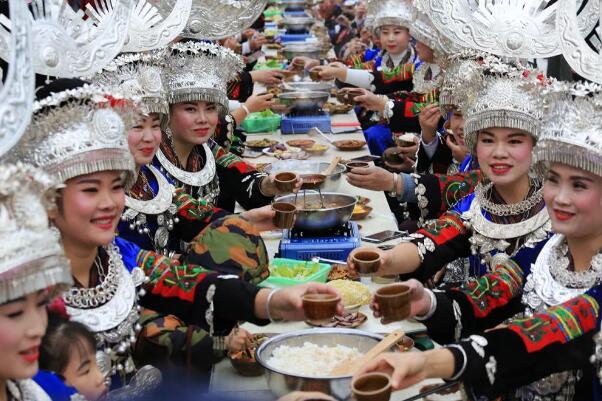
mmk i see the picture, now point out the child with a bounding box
[40,314,108,401]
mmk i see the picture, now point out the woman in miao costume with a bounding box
[348,63,553,283]
[154,42,299,213]
[355,82,602,401]
[12,79,342,398]
[0,164,73,401]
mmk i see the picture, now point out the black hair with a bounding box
[39,313,97,376]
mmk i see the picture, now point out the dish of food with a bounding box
[323,102,354,114]
[286,139,316,148]
[304,143,329,155]
[327,263,360,281]
[265,342,363,377]
[327,280,371,310]
[245,138,279,149]
[228,334,268,377]
[305,312,367,329]
[265,43,283,49]
[351,204,373,220]
[332,139,367,151]
[269,260,322,280]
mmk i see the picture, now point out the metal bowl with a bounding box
[279,0,307,11]
[283,43,322,60]
[275,192,357,230]
[281,81,335,93]
[266,160,346,192]
[256,328,385,400]
[282,16,315,32]
[276,91,330,114]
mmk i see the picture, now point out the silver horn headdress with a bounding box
[11,84,136,187]
[534,81,602,177]
[0,163,72,304]
[556,0,602,85]
[160,0,269,40]
[0,0,35,158]
[85,0,192,52]
[91,50,168,117]
[0,0,134,77]
[420,0,599,58]
[163,41,243,114]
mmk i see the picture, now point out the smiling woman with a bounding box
[0,164,72,401]
[347,64,553,283]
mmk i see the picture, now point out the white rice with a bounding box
[266,342,363,377]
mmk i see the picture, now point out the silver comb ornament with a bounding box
[86,0,192,52]
[161,0,268,40]
[0,0,35,158]
[0,0,134,77]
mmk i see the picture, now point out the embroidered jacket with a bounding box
[421,236,602,400]
[404,192,553,281]
[154,138,273,212]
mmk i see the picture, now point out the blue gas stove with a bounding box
[278,221,361,261]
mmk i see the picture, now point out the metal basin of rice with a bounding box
[256,328,388,401]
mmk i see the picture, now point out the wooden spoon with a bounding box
[329,329,405,376]
[321,156,342,176]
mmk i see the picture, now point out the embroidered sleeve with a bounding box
[386,99,421,133]
[411,171,482,227]
[454,295,600,400]
[136,250,268,332]
[403,211,471,281]
[174,187,225,222]
[423,259,526,344]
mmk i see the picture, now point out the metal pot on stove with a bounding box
[275,192,357,230]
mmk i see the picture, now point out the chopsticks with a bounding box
[401,381,460,401]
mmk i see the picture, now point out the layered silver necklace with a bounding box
[463,182,552,269]
[65,244,147,379]
[474,181,544,217]
[123,165,179,253]
[156,130,220,203]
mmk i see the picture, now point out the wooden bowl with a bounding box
[332,139,367,151]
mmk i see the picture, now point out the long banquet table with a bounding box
[210,86,445,400]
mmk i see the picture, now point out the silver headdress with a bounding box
[11,84,136,186]
[556,0,602,85]
[163,42,244,113]
[370,0,414,31]
[463,64,545,152]
[420,0,598,58]
[411,1,457,61]
[160,0,269,40]
[85,0,192,52]
[438,49,497,112]
[0,0,133,77]
[91,50,168,117]
[534,81,602,177]
[0,163,72,304]
[0,0,35,158]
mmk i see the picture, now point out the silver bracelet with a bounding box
[445,344,468,381]
[414,289,437,321]
[265,288,281,322]
[241,104,251,115]
[381,96,394,121]
[388,173,399,197]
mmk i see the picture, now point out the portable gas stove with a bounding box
[278,221,361,261]
[281,107,332,134]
